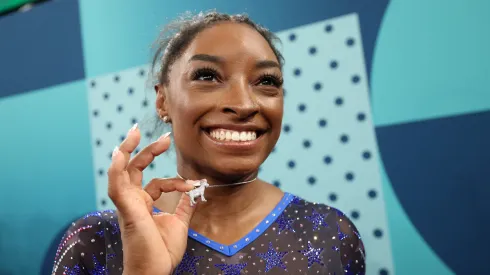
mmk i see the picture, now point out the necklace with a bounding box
[176,172,257,188]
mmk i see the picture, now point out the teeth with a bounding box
[209,128,258,142]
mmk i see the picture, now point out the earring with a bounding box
[162,115,170,123]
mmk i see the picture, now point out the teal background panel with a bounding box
[0,80,96,275]
[371,0,490,127]
[379,164,453,275]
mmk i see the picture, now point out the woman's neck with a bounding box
[152,163,284,244]
[175,164,262,217]
[189,179,283,245]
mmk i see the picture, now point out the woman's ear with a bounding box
[155,84,168,119]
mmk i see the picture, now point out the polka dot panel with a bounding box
[262,13,393,274]
[87,13,393,275]
[87,66,179,212]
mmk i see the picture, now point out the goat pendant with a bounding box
[185,179,210,206]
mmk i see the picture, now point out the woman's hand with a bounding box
[108,124,196,275]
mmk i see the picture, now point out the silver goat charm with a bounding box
[185,179,210,206]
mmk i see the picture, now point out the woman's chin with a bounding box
[208,159,261,178]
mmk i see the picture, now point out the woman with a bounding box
[53,11,365,275]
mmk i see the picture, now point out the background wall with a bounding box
[0,0,488,274]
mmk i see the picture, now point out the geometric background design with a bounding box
[1,0,489,274]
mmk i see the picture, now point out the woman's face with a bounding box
[158,22,284,177]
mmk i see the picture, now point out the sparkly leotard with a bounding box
[52,193,365,274]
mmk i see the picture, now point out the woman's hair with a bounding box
[150,10,284,86]
[144,11,284,141]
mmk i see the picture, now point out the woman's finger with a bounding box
[107,146,128,201]
[126,132,172,186]
[144,178,195,201]
[173,192,198,228]
[118,124,141,168]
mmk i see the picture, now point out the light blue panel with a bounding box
[84,65,173,210]
[0,81,96,274]
[379,164,454,275]
[262,15,393,275]
[371,0,490,126]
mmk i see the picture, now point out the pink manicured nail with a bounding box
[158,132,172,141]
[129,123,138,132]
[112,146,120,158]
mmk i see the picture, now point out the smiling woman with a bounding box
[52,11,365,275]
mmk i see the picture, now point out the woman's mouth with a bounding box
[207,128,260,142]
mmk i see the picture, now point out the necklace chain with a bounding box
[176,172,257,188]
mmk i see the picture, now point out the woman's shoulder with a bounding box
[57,210,122,256]
[287,193,363,240]
[57,209,122,251]
[52,210,123,274]
[68,209,120,231]
[286,193,366,273]
[288,193,350,215]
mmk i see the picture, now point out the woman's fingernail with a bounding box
[112,146,120,158]
[186,180,200,187]
[129,123,138,132]
[158,132,172,141]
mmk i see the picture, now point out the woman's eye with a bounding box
[258,75,283,87]
[192,68,219,82]
[197,73,215,81]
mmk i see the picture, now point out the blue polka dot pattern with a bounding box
[309,46,317,55]
[323,155,332,164]
[86,65,180,214]
[259,14,393,274]
[346,37,356,47]
[357,112,366,121]
[340,134,349,143]
[335,97,344,106]
[363,150,372,160]
[352,75,361,84]
[351,210,360,219]
[314,82,322,91]
[303,140,311,148]
[87,14,393,275]
[298,103,306,112]
[345,172,355,181]
[368,189,378,199]
[318,118,327,127]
